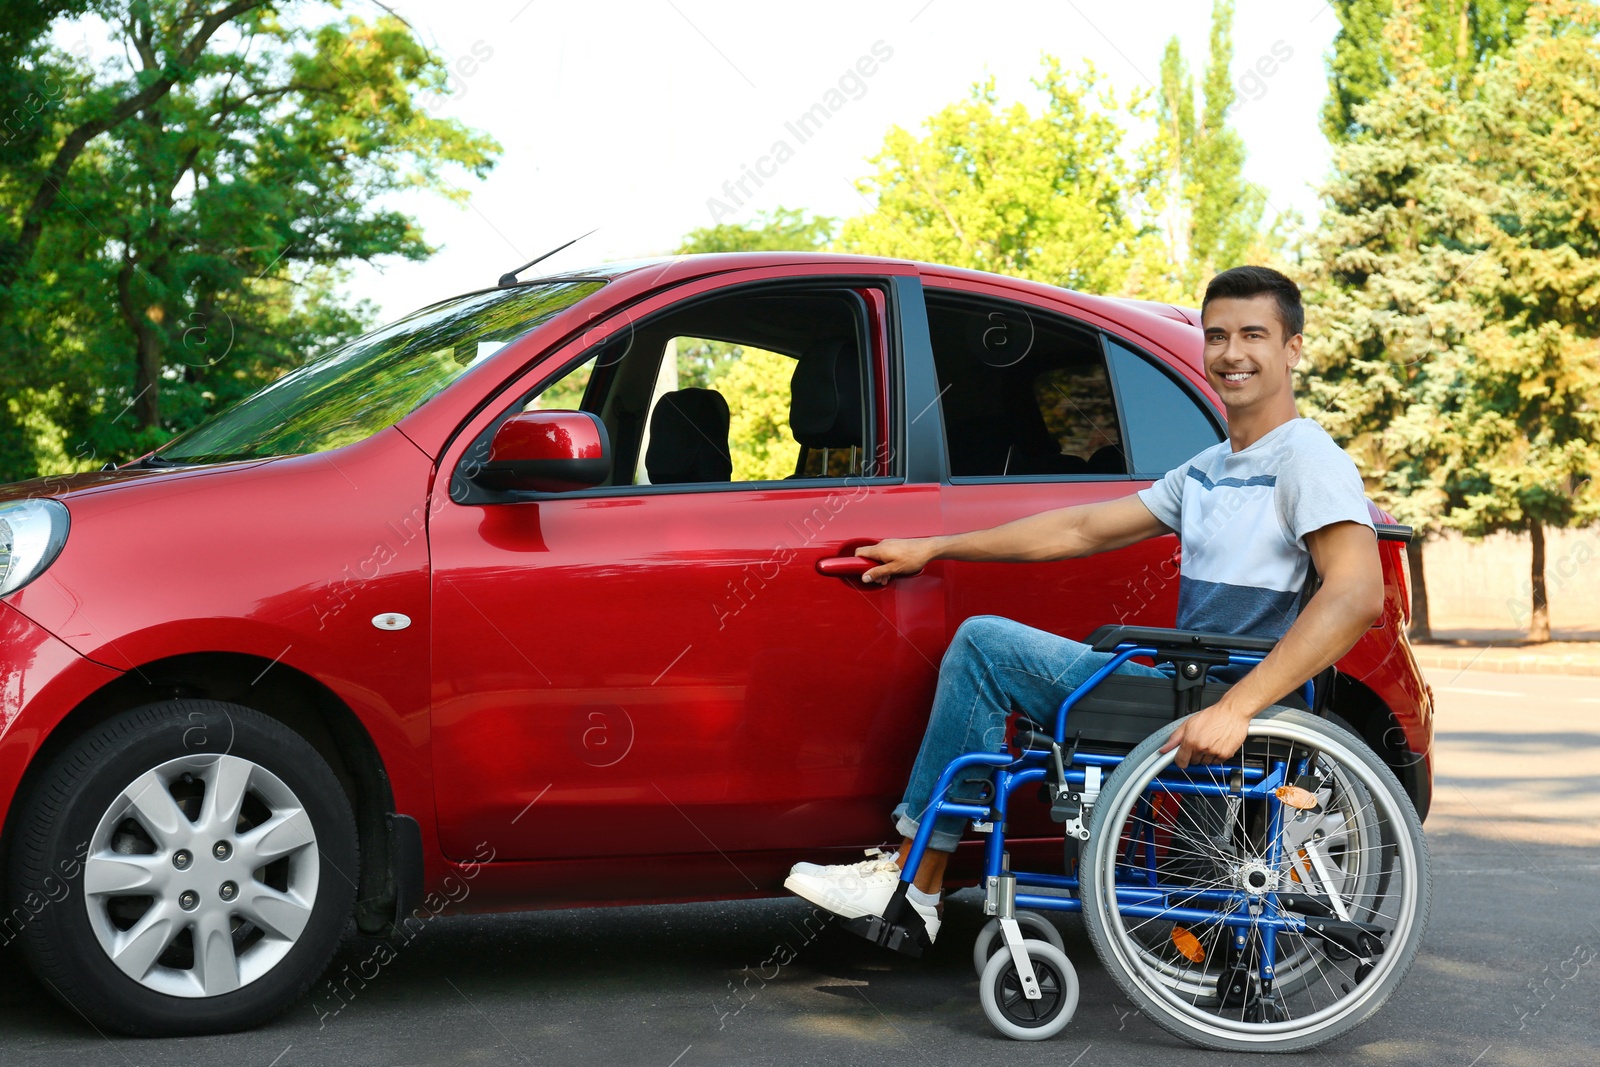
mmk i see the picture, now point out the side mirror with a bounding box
[474,410,611,493]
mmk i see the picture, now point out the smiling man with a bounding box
[783,265,1384,946]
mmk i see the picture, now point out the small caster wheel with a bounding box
[972,911,1065,977]
[979,938,1079,1041]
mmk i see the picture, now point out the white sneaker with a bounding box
[788,848,890,880]
[784,850,941,943]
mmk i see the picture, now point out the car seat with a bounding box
[644,388,733,483]
[789,338,862,476]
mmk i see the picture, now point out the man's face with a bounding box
[1200,294,1302,416]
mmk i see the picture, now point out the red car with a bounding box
[0,253,1433,1035]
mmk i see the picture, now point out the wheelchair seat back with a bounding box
[1065,673,1309,754]
[1015,623,1317,756]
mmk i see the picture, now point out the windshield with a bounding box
[156,279,606,463]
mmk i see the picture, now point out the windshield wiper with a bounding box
[124,454,182,469]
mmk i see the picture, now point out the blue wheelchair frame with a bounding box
[847,639,1320,976]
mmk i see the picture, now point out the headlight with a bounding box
[0,499,70,596]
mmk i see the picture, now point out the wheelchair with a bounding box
[838,619,1431,1053]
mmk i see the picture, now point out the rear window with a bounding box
[927,291,1127,477]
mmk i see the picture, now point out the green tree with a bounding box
[1157,0,1266,296]
[714,346,801,482]
[1322,0,1530,143]
[678,206,835,254]
[1445,0,1600,641]
[672,208,835,467]
[1306,0,1600,642]
[0,3,498,482]
[837,57,1168,296]
[1301,2,1494,641]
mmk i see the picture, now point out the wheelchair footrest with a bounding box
[838,912,930,958]
[837,882,933,958]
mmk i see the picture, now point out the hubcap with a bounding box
[1236,861,1277,895]
[82,754,320,998]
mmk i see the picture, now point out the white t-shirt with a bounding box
[1136,417,1374,640]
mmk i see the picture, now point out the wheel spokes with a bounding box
[83,751,330,999]
[192,910,242,996]
[239,807,315,867]
[108,906,180,982]
[121,770,190,842]
[1088,717,1425,1047]
[83,851,167,898]
[238,884,314,942]
[197,756,254,836]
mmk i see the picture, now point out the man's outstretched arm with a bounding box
[855,494,1171,585]
[1161,520,1384,768]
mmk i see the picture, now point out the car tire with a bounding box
[7,699,358,1036]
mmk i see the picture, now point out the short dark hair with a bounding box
[1202,265,1304,339]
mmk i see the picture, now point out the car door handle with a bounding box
[816,555,875,578]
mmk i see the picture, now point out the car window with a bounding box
[1103,337,1224,476]
[625,338,811,483]
[926,291,1126,477]
[513,285,878,489]
[524,354,597,412]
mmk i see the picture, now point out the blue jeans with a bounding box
[890,615,1166,851]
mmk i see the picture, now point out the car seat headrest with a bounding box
[789,339,863,450]
[645,388,733,483]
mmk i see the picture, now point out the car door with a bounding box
[922,283,1224,640]
[915,281,1227,856]
[425,271,947,874]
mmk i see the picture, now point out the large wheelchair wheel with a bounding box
[1080,707,1428,1053]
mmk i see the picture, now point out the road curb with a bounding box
[1412,651,1600,677]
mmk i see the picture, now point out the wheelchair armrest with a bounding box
[1375,522,1412,544]
[1084,624,1278,656]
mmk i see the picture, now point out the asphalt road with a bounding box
[2,666,1597,1066]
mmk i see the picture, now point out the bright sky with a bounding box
[345,0,1341,319]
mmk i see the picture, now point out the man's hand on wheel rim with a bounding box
[1160,702,1254,769]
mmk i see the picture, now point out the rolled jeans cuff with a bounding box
[891,802,966,853]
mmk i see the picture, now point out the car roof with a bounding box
[514,251,1204,336]
[400,252,1212,446]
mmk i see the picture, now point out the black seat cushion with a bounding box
[1020,674,1310,755]
[645,388,732,483]
[1086,443,1126,474]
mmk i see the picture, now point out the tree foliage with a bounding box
[1304,0,1600,640]
[1157,0,1266,296]
[837,58,1169,295]
[714,346,801,482]
[1322,0,1531,142]
[682,39,1269,477]
[677,206,835,254]
[670,208,831,475]
[0,2,499,482]
[1446,0,1600,638]
[1301,4,1494,636]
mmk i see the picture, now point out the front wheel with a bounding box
[7,700,358,1035]
[1080,707,1429,1053]
[978,937,1079,1041]
[971,910,1065,977]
